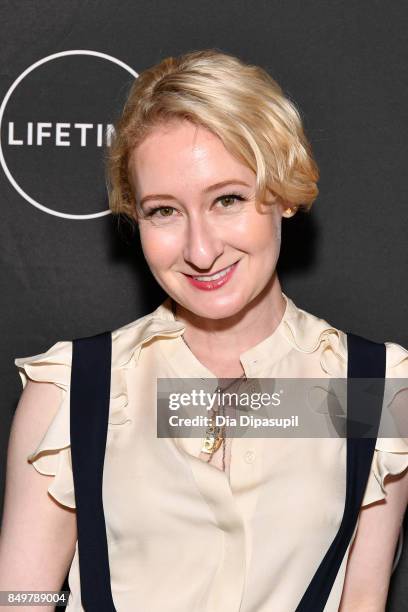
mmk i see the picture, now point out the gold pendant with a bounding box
[201,419,223,454]
[201,434,223,454]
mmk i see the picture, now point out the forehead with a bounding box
[128,119,255,192]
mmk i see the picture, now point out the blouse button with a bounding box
[244,450,256,464]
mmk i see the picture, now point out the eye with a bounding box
[145,206,176,218]
[216,193,246,208]
[143,193,246,220]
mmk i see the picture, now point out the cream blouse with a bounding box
[14,292,408,612]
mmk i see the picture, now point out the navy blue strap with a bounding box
[70,331,116,612]
[295,332,386,611]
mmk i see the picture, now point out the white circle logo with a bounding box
[0,50,138,219]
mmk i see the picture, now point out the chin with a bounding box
[185,294,248,320]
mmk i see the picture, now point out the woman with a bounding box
[1,49,407,612]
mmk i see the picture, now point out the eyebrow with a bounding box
[139,179,251,207]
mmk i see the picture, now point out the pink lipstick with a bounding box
[184,261,239,291]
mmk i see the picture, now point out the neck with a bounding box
[173,273,286,366]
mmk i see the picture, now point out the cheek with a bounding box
[139,226,181,268]
[232,211,281,252]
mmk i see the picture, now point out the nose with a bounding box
[182,213,224,272]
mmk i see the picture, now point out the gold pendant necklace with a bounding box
[171,298,246,464]
[201,374,245,456]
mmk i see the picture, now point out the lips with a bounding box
[189,262,235,280]
[184,260,239,291]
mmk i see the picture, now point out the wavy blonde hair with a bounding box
[105,49,319,225]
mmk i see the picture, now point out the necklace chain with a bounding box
[171,298,246,471]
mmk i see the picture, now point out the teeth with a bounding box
[193,264,233,282]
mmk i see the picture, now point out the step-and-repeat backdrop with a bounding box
[1,2,407,609]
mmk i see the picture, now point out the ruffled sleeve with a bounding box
[14,334,132,510]
[361,341,408,507]
[14,340,76,509]
[318,331,408,506]
[14,335,132,510]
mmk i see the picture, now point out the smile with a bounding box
[184,261,240,291]
[193,263,235,281]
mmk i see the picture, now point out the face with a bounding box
[128,119,287,320]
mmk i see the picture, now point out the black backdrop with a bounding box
[1,1,407,609]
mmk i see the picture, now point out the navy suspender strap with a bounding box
[70,331,116,612]
[69,330,386,612]
[295,332,386,611]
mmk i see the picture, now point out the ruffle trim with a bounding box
[283,310,408,508]
[281,301,348,377]
[367,340,408,506]
[317,334,408,508]
[14,337,132,510]
[362,438,408,506]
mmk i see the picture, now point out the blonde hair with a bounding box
[105,49,319,225]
